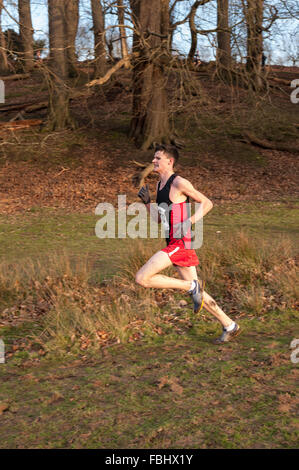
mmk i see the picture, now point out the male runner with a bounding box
[136,144,240,344]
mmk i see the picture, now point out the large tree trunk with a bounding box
[64,0,79,77]
[245,0,264,90]
[91,0,107,78]
[216,0,231,80]
[47,0,74,130]
[18,0,34,72]
[0,0,9,74]
[117,0,130,68]
[129,0,171,150]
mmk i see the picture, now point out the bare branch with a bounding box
[86,54,138,88]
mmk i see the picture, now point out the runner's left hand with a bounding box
[138,184,150,205]
[173,219,192,239]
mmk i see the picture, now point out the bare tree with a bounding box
[47,0,74,130]
[169,0,192,50]
[65,0,79,77]
[18,0,34,72]
[117,0,130,68]
[91,0,107,77]
[129,0,172,149]
[281,25,299,66]
[187,0,214,64]
[216,0,231,78]
[245,0,263,90]
[0,0,9,74]
[188,1,199,63]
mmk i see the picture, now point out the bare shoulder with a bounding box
[173,175,194,190]
[174,175,212,205]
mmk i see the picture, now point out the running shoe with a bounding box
[190,280,205,313]
[213,323,241,344]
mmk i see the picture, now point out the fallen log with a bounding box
[0,102,35,112]
[0,119,42,131]
[24,101,48,113]
[0,73,31,81]
[268,76,291,86]
[0,96,80,115]
[243,131,299,153]
[0,100,48,113]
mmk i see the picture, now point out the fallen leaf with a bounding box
[158,376,169,390]
[278,403,291,413]
[0,403,9,414]
[48,391,64,404]
[170,381,183,396]
[158,376,183,395]
[80,432,92,440]
[278,393,292,404]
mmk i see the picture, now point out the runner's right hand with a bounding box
[138,184,150,204]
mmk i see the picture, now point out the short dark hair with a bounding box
[154,144,179,167]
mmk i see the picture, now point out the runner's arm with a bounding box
[175,177,213,223]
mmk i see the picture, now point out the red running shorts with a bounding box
[161,239,199,267]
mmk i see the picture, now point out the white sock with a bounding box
[225,321,236,332]
[188,280,197,292]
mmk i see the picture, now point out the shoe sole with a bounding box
[194,280,205,313]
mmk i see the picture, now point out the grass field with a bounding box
[0,200,298,448]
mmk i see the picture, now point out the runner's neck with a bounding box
[159,171,175,189]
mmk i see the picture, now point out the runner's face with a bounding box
[152,151,173,173]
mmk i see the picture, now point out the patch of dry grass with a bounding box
[199,231,298,313]
[0,232,298,356]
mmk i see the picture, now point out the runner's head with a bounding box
[153,144,179,171]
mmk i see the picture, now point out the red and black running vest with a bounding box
[156,173,191,248]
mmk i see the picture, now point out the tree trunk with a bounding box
[64,0,79,77]
[18,0,34,72]
[187,2,198,64]
[129,0,171,150]
[216,0,231,80]
[161,0,171,51]
[245,0,264,90]
[117,0,130,68]
[0,0,9,74]
[91,0,107,78]
[47,0,74,130]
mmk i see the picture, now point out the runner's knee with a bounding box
[135,271,150,288]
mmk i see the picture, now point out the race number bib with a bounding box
[158,205,170,233]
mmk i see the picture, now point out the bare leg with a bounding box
[175,265,233,328]
[136,251,193,290]
[201,291,233,328]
